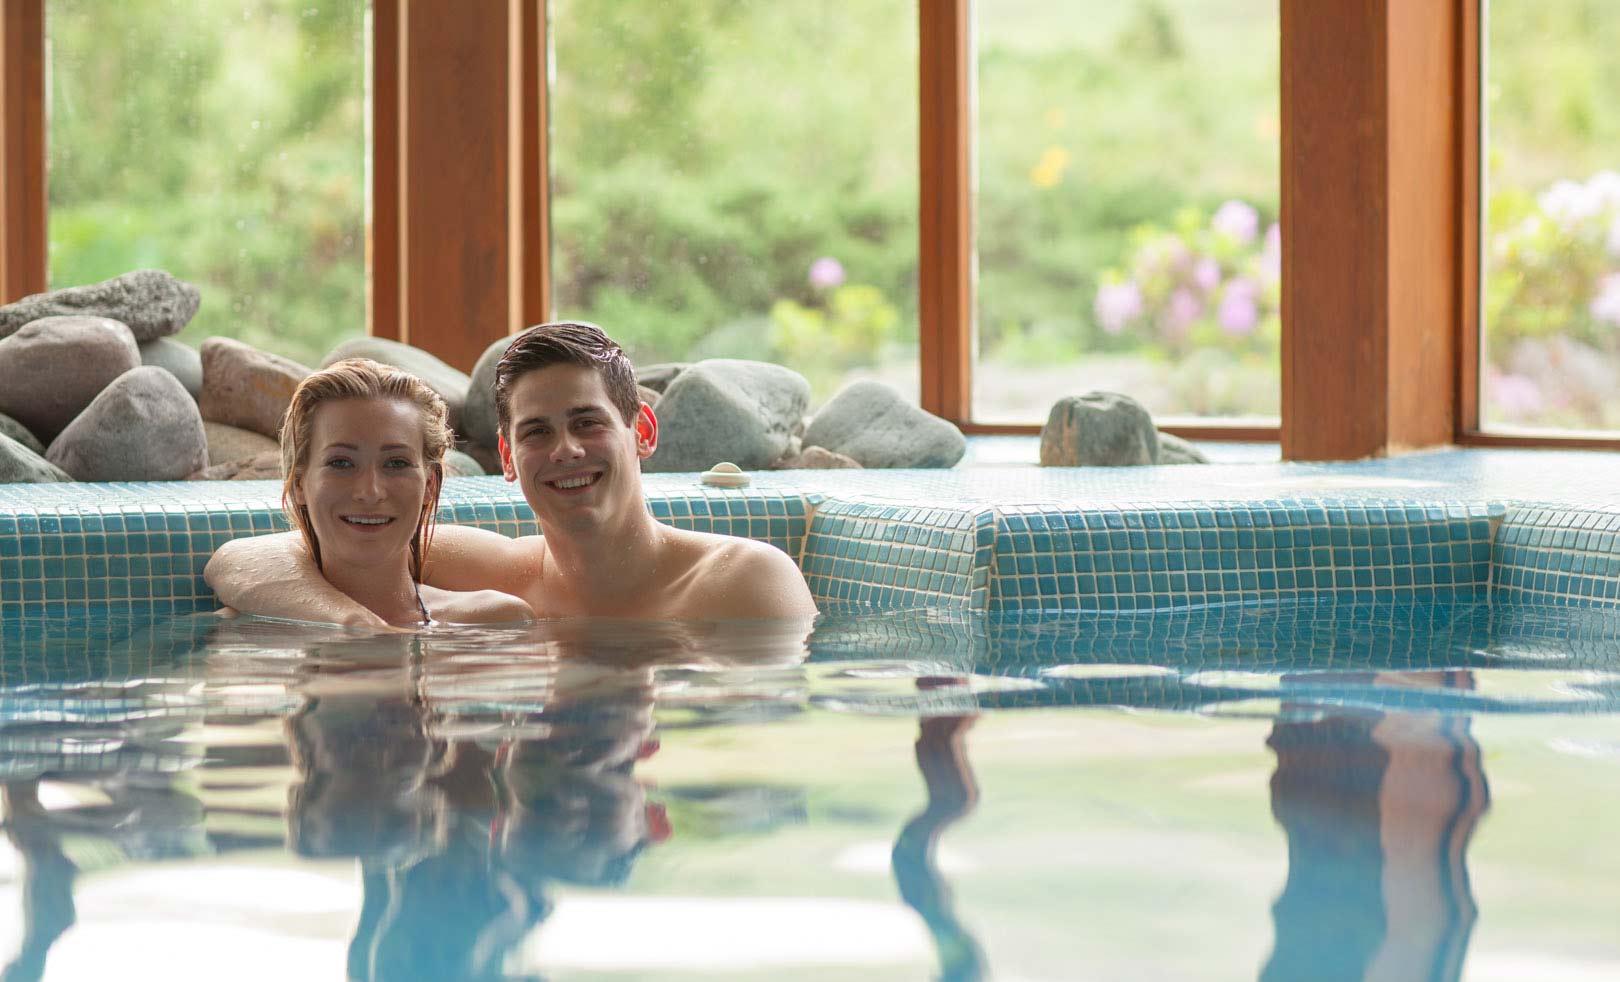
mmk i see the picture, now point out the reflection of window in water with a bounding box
[1264,672,1490,982]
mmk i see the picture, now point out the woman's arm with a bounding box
[204,532,385,628]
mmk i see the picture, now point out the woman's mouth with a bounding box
[340,515,396,529]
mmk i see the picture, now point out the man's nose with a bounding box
[550,430,585,462]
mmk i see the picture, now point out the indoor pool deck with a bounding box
[0,442,1618,619]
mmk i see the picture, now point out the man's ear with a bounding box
[634,403,658,459]
[499,434,517,482]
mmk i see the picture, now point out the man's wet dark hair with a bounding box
[494,321,641,435]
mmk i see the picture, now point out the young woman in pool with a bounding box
[277,358,533,627]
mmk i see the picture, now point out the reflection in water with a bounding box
[891,680,988,982]
[3,601,1617,978]
[1263,672,1490,982]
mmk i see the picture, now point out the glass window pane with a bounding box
[46,0,368,369]
[549,0,919,404]
[973,1,1279,424]
[1482,2,1620,433]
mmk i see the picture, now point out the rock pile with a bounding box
[3,272,1207,484]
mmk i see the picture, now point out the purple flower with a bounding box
[1192,257,1221,293]
[1489,371,1544,419]
[1540,179,1603,230]
[1163,287,1202,341]
[1217,277,1260,336]
[1260,223,1282,285]
[1212,200,1260,244]
[1590,273,1620,326]
[808,256,845,290]
[1094,281,1143,335]
[1133,236,1191,280]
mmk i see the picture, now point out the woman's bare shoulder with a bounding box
[419,585,535,625]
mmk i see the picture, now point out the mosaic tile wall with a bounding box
[990,501,1498,611]
[3,454,1620,619]
[1492,506,1620,607]
[799,501,993,609]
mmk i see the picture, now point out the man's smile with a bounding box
[544,470,603,495]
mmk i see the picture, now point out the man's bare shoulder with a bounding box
[669,529,817,620]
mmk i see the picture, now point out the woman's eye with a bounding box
[325,458,353,469]
[385,457,413,469]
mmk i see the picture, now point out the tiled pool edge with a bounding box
[1,478,1617,618]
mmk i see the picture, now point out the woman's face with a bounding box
[292,397,436,573]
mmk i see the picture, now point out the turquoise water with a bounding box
[1,602,1618,980]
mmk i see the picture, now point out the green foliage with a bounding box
[47,0,365,369]
[40,0,1619,426]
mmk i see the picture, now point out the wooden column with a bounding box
[0,0,45,303]
[918,0,973,423]
[1280,0,1461,460]
[371,0,546,371]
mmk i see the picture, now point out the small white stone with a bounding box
[700,461,750,488]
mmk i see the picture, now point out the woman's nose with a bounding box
[352,464,386,500]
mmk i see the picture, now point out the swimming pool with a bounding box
[1,597,1618,980]
[3,446,1619,978]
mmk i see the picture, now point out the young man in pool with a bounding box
[205,322,817,626]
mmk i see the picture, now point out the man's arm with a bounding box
[204,532,384,628]
[418,525,540,595]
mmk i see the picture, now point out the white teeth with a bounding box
[344,517,391,525]
[554,475,596,489]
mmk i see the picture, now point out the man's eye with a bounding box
[575,418,601,430]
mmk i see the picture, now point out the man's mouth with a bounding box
[545,471,602,494]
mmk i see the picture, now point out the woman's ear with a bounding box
[290,472,306,507]
[635,403,659,459]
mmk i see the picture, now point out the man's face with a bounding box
[498,363,656,534]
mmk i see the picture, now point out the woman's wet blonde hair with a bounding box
[279,358,454,581]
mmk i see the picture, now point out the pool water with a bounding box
[2,601,1618,981]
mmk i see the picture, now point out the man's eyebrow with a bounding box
[517,405,608,426]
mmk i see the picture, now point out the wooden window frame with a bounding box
[7,0,1617,455]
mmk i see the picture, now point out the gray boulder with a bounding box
[443,449,485,477]
[635,362,689,394]
[47,367,208,481]
[0,411,44,456]
[772,445,861,470]
[459,440,502,475]
[322,336,472,432]
[803,381,966,469]
[199,337,312,438]
[139,337,203,399]
[0,269,201,342]
[463,336,516,447]
[190,451,281,481]
[1040,392,1159,467]
[203,421,279,466]
[646,360,811,473]
[1155,432,1209,465]
[0,315,142,442]
[0,433,71,483]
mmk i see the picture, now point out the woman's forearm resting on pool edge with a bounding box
[204,532,383,627]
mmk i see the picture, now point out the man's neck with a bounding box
[539,506,668,609]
